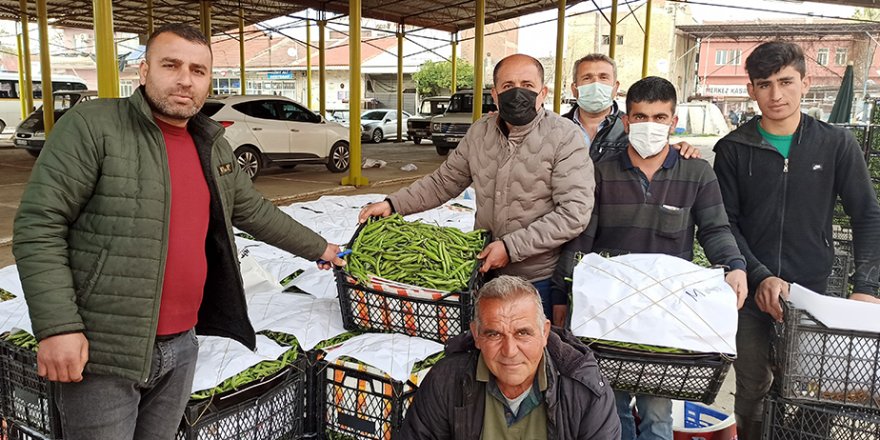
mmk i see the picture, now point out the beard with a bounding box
[143,83,204,122]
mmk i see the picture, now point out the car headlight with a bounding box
[432,123,440,131]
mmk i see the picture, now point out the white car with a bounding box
[360,109,411,143]
[201,95,350,179]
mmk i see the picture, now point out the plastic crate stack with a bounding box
[766,303,880,439]
[0,334,61,440]
[322,218,486,439]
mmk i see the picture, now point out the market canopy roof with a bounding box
[677,22,880,39]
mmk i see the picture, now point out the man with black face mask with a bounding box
[360,54,594,318]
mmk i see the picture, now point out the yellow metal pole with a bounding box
[451,33,457,93]
[318,19,326,117]
[94,0,119,98]
[200,1,211,40]
[306,18,312,108]
[609,0,618,59]
[36,0,53,133]
[554,0,565,113]
[641,0,652,78]
[147,0,154,36]
[342,0,369,186]
[472,0,485,123]
[239,5,246,95]
[17,34,26,119]
[20,0,33,114]
[396,24,404,142]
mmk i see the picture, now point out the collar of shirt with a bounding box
[477,351,549,426]
[572,101,618,145]
[619,144,680,171]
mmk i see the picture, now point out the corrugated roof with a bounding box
[677,21,880,39]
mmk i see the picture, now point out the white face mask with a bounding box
[576,82,614,113]
[628,121,671,158]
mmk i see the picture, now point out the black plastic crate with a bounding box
[5,419,52,440]
[776,303,880,411]
[828,227,854,298]
[177,358,307,440]
[0,338,61,439]
[764,397,880,440]
[585,341,733,404]
[334,221,486,344]
[316,358,428,440]
[834,124,869,156]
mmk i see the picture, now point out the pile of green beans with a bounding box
[0,287,15,301]
[4,330,38,351]
[584,338,692,355]
[189,333,299,400]
[347,214,486,292]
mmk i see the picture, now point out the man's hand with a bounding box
[37,332,89,383]
[850,293,880,304]
[552,305,568,327]
[671,141,702,159]
[358,201,392,224]
[756,276,790,322]
[317,243,346,270]
[725,269,748,310]
[477,240,510,273]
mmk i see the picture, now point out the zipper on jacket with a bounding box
[777,157,789,276]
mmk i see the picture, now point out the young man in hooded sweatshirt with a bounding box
[713,40,880,440]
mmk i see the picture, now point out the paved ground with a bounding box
[0,134,736,414]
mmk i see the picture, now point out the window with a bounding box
[715,49,742,66]
[0,80,17,98]
[601,35,624,45]
[234,100,279,120]
[279,101,319,123]
[836,48,848,66]
[817,48,829,66]
[200,102,225,117]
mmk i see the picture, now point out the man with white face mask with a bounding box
[551,76,747,440]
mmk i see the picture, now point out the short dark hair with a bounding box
[145,23,212,59]
[745,41,806,82]
[572,53,617,82]
[626,76,677,114]
[492,54,545,87]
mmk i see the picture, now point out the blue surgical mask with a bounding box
[576,82,614,113]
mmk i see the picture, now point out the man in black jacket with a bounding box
[713,41,880,440]
[398,275,619,439]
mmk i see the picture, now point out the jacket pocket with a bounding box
[657,205,688,239]
[76,248,109,309]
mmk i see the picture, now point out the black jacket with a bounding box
[563,103,628,163]
[397,327,620,440]
[713,115,880,303]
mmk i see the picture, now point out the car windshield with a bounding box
[448,94,495,113]
[419,101,433,115]
[362,111,386,121]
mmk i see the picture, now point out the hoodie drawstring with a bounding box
[748,147,753,177]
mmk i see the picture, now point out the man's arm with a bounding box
[501,126,594,264]
[577,377,622,440]
[835,131,880,298]
[397,360,454,440]
[386,126,476,216]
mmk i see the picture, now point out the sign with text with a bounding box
[706,84,749,97]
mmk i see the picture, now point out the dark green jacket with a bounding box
[13,88,327,382]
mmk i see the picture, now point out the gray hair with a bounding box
[572,53,617,82]
[472,275,546,330]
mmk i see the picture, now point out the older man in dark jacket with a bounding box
[399,276,619,440]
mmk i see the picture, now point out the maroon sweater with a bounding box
[155,118,210,336]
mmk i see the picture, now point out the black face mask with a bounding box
[496,87,539,126]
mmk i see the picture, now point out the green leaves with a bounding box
[412,59,475,96]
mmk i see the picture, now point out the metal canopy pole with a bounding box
[451,32,458,93]
[397,22,404,142]
[306,15,312,108]
[554,0,566,113]
[16,33,26,119]
[473,0,485,123]
[609,0,619,59]
[19,0,33,114]
[200,1,211,40]
[239,5,246,95]
[36,0,53,134]
[94,0,119,98]
[342,0,369,186]
[319,17,327,117]
[147,0,154,36]
[641,0,652,78]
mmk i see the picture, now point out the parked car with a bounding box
[360,109,411,143]
[430,89,496,155]
[406,96,450,145]
[14,90,98,157]
[324,108,350,126]
[201,95,350,179]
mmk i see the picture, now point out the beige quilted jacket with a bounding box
[389,110,595,281]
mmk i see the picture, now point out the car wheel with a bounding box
[436,146,450,156]
[413,137,422,145]
[326,142,350,173]
[235,145,262,180]
[371,128,383,143]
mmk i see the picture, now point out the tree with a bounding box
[853,8,880,21]
[412,59,474,96]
